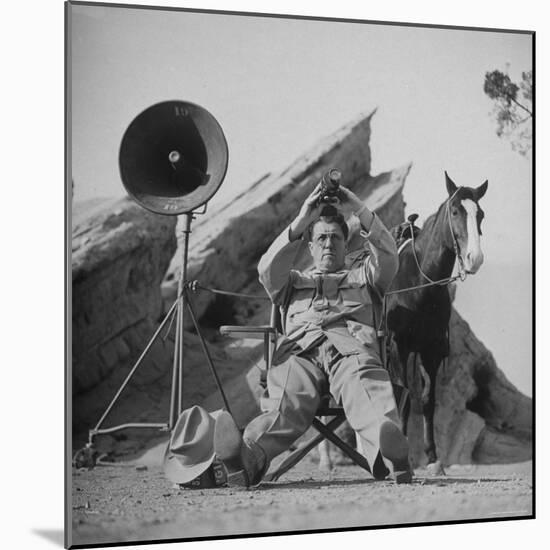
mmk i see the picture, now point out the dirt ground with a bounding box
[70,448,533,547]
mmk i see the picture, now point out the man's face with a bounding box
[309,220,347,273]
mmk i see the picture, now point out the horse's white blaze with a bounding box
[461,198,484,273]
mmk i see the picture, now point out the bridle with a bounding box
[406,186,467,285]
[445,187,467,281]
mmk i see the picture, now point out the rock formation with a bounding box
[437,310,531,465]
[71,110,531,467]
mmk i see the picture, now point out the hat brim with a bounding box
[163,440,216,484]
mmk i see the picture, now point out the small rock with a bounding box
[136,465,148,471]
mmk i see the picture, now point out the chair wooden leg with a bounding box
[263,416,346,482]
[311,418,372,474]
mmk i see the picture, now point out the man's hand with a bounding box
[289,182,326,240]
[334,186,363,216]
[335,186,375,230]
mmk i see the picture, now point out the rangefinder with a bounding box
[319,168,342,204]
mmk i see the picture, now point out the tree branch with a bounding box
[510,96,532,117]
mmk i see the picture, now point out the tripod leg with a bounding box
[175,214,192,418]
[185,290,233,415]
[92,298,179,434]
[168,299,181,430]
[177,294,185,416]
[88,212,200,442]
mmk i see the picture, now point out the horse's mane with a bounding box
[418,199,447,237]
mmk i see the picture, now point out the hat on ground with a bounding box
[163,405,223,484]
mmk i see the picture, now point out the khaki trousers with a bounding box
[243,340,402,471]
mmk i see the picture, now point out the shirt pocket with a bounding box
[286,277,316,320]
[338,280,374,326]
[338,280,371,306]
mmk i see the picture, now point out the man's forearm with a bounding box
[354,203,375,233]
[363,215,399,295]
[258,226,307,303]
[289,215,309,241]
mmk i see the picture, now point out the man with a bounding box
[215,179,412,486]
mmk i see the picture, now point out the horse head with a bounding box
[444,171,488,274]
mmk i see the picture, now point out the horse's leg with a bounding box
[398,346,411,436]
[419,355,445,476]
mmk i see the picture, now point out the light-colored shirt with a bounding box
[258,214,398,357]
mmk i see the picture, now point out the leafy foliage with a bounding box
[483,69,532,157]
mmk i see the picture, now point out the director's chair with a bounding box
[220,302,374,482]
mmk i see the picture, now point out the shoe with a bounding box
[213,411,264,488]
[379,420,413,484]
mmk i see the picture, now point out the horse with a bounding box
[386,171,488,475]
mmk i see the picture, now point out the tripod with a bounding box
[79,210,232,463]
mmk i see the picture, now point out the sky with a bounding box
[69,4,533,395]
